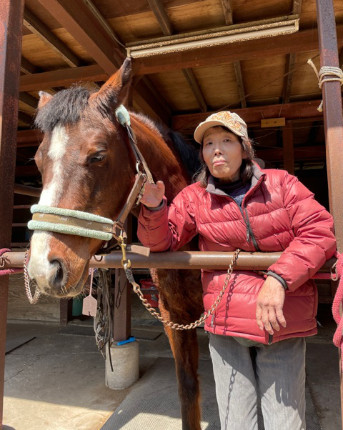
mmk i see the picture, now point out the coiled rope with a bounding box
[307,58,343,112]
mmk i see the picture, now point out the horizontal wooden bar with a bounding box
[2,250,336,272]
[13,183,41,197]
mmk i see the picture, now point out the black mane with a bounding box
[35,87,91,132]
[157,125,201,181]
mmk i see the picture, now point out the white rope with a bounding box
[307,58,343,112]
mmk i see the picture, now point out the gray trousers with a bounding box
[208,334,306,430]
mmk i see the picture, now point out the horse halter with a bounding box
[27,105,153,264]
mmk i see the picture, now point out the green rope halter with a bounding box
[28,205,114,241]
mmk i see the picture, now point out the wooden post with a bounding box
[282,121,295,174]
[112,218,132,342]
[0,0,24,427]
[315,0,343,427]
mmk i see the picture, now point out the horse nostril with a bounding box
[50,259,67,289]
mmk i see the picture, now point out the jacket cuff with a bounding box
[143,199,165,212]
[266,271,288,290]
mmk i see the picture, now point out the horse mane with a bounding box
[35,86,91,132]
[132,112,201,181]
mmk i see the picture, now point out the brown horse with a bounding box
[27,58,204,429]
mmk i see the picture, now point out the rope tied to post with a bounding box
[0,249,23,276]
[307,58,343,112]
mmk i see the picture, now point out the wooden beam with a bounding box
[132,25,343,76]
[281,1,302,104]
[38,0,125,72]
[182,69,207,112]
[172,100,323,133]
[20,64,108,91]
[21,56,38,74]
[19,92,38,109]
[0,1,24,425]
[220,0,246,108]
[293,0,303,15]
[257,145,325,162]
[282,53,296,103]
[24,8,81,67]
[82,0,124,45]
[17,129,43,145]
[282,121,295,173]
[147,0,173,36]
[38,0,170,124]
[233,61,246,108]
[220,0,233,25]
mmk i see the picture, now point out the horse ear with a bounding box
[90,57,132,108]
[37,91,53,109]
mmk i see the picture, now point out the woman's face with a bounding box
[202,126,246,182]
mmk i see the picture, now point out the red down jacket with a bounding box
[138,165,336,344]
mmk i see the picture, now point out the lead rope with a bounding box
[121,247,240,331]
[23,250,41,304]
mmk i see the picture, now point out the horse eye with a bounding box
[88,153,106,164]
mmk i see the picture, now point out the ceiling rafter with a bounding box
[147,0,208,113]
[132,25,343,75]
[19,64,106,92]
[220,0,233,25]
[221,0,246,108]
[37,0,170,124]
[16,100,323,144]
[147,0,173,36]
[182,69,207,112]
[23,7,81,68]
[19,26,343,93]
[18,111,34,126]
[19,92,38,109]
[172,100,323,133]
[21,57,39,74]
[282,0,302,103]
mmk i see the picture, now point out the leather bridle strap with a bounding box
[112,171,146,240]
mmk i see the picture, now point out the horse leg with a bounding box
[151,267,203,429]
[165,325,201,430]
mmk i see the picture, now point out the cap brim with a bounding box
[194,120,245,144]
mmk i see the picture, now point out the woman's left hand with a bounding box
[256,276,286,335]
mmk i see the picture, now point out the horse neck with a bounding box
[131,116,189,201]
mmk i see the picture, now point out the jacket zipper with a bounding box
[235,203,260,251]
[243,208,260,251]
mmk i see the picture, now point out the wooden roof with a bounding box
[16,0,343,183]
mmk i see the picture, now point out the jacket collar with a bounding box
[206,161,265,196]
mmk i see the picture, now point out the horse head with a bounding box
[27,58,139,298]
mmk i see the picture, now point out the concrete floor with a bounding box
[2,303,341,430]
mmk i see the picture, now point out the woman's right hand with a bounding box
[140,180,165,208]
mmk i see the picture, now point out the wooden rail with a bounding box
[1,250,336,273]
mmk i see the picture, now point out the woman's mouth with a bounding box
[213,159,226,167]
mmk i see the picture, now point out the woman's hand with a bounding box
[140,180,165,208]
[256,276,286,335]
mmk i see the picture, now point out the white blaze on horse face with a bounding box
[28,125,69,289]
[39,125,69,206]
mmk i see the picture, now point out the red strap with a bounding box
[0,248,23,276]
[332,253,343,356]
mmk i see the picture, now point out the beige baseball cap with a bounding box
[194,111,249,144]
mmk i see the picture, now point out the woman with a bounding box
[137,111,336,430]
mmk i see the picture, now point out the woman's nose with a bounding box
[214,146,222,154]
